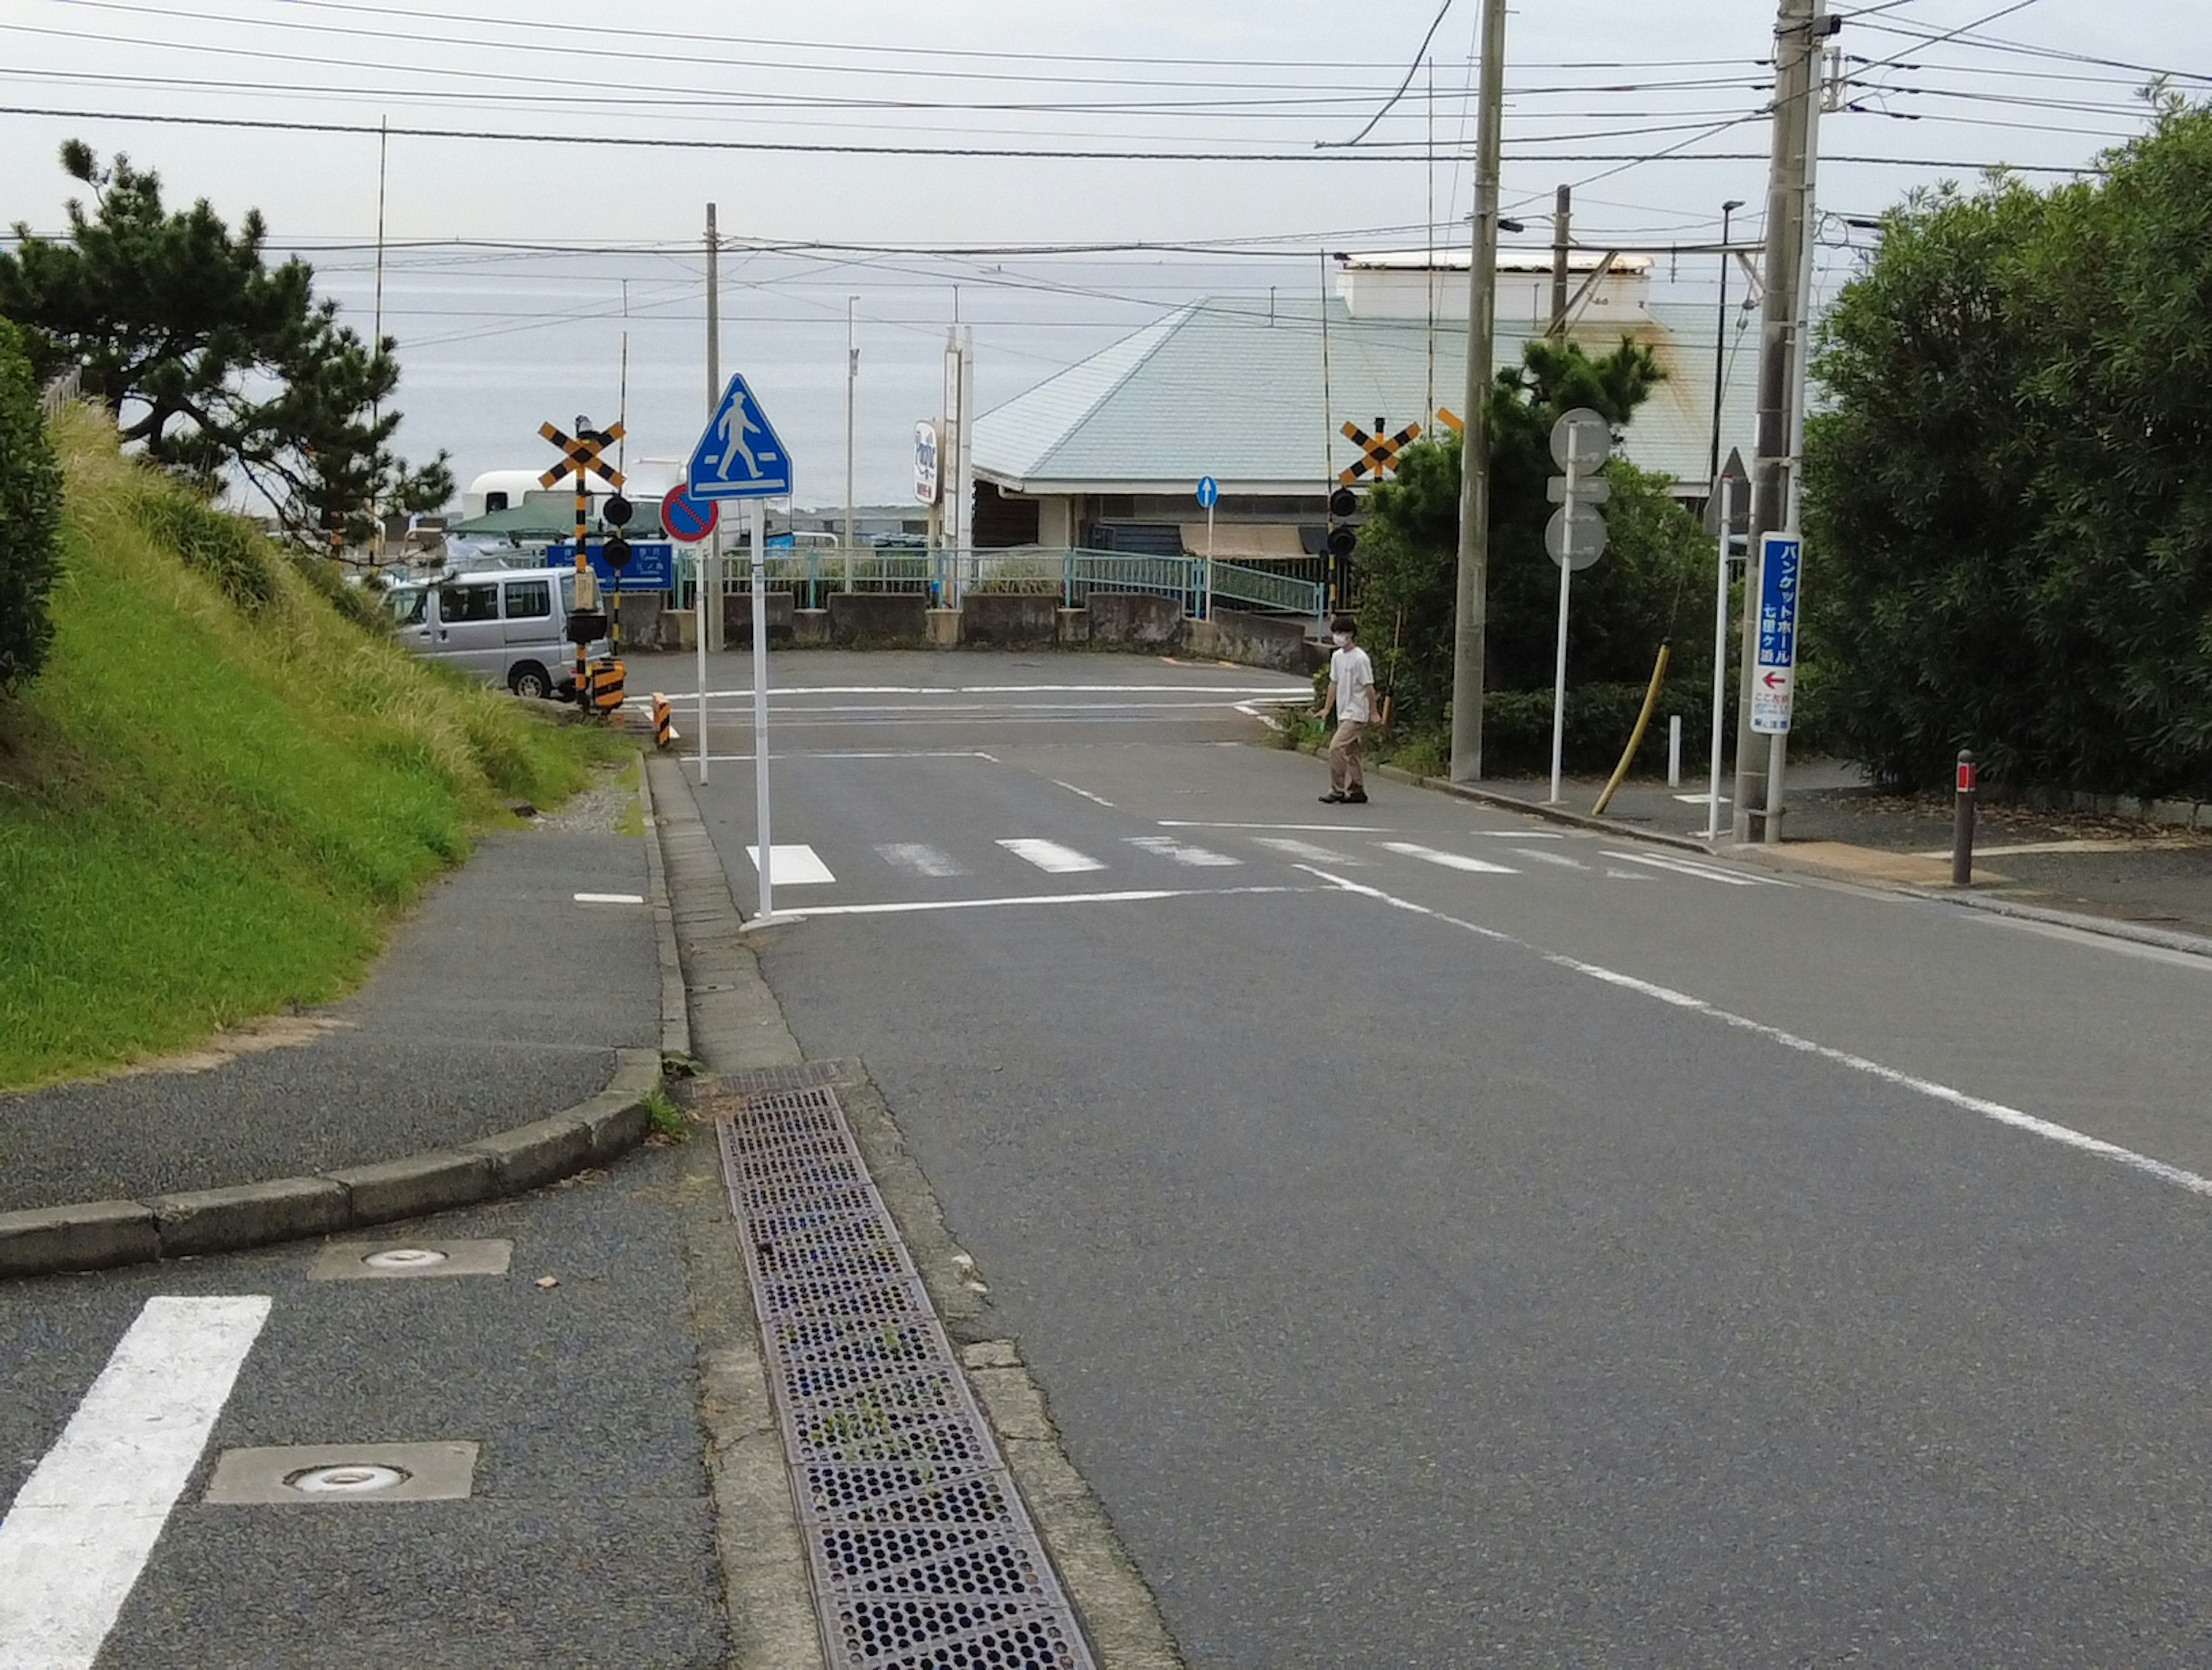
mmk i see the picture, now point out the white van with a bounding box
[384,567,609,700]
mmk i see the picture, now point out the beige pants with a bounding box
[1329,720,1367,793]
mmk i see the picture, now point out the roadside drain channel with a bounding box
[719,1086,1097,1670]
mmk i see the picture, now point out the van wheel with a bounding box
[510,663,553,700]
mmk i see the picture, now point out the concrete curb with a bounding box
[637,757,694,1061]
[1369,762,1718,853]
[0,764,677,1281]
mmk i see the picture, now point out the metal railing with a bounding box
[673,544,1325,622]
[37,368,82,421]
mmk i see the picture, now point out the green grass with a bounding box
[0,408,630,1089]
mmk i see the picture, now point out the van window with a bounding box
[438,583,501,624]
[389,589,427,626]
[485,491,510,513]
[503,580,552,620]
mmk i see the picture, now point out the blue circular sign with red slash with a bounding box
[661,484,718,543]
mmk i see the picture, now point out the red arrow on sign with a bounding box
[1762,670,1788,688]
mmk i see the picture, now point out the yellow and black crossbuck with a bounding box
[537,421,627,491]
[1338,419,1422,486]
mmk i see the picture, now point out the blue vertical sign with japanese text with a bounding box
[1750,532,1800,734]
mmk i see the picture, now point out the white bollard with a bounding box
[1668,714,1683,788]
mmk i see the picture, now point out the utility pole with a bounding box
[844,296,858,594]
[1708,198,1745,488]
[1449,0,1508,783]
[704,203,722,660]
[1548,185,1570,337]
[1732,0,1834,842]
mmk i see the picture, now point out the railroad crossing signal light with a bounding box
[1326,486,1360,560]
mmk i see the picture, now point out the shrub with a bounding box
[0,319,64,692]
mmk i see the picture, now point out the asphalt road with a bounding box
[675,649,2212,1667]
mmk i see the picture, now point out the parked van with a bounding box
[384,567,608,700]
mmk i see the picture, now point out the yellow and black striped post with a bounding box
[589,658,626,717]
[652,692,675,750]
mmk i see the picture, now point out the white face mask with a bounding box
[1333,633,1351,648]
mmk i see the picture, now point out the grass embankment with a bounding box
[0,407,627,1089]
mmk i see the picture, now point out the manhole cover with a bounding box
[287,1463,410,1495]
[363,1248,448,1270]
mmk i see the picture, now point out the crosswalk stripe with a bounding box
[745,843,837,885]
[1379,840,1519,875]
[1510,847,1588,869]
[875,842,967,878]
[1251,836,1365,866]
[1124,836,1240,868]
[998,838,1104,874]
[0,1296,271,1669]
[1601,849,1791,887]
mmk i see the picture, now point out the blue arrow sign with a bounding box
[1196,475,1219,509]
[688,373,793,500]
[1750,532,1801,735]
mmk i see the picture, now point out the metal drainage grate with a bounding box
[721,1060,852,1096]
[720,1088,1096,1670]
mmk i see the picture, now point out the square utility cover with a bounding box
[204,1441,479,1504]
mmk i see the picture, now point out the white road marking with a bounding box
[1511,847,1589,869]
[745,844,837,885]
[1605,868,1656,881]
[774,884,1321,921]
[1379,841,1519,875]
[690,749,998,764]
[672,684,1309,700]
[1159,820,1395,833]
[1298,864,2212,1202]
[875,843,967,878]
[1252,836,1366,866]
[574,892,646,905]
[0,1296,271,1669]
[1473,830,1562,838]
[1048,778,1116,808]
[1674,792,1730,805]
[1125,836,1241,868]
[999,838,1105,874]
[1603,849,1793,888]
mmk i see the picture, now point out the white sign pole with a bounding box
[1547,430,1578,804]
[1205,500,1215,620]
[695,535,710,783]
[1706,475,1733,841]
[750,497,773,921]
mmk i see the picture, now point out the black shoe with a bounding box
[1344,790,1369,804]
[1319,791,1348,804]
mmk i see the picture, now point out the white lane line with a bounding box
[670,684,1311,700]
[1605,867,1656,881]
[574,892,646,905]
[1252,836,1366,866]
[1159,820,1396,833]
[1474,830,1562,838]
[1379,840,1520,875]
[875,843,968,878]
[1603,849,1794,888]
[690,751,1000,764]
[775,884,1321,921]
[1125,836,1241,868]
[0,1295,271,1669]
[745,844,837,885]
[1299,865,2212,1201]
[1510,847,1589,869]
[1048,778,1116,808]
[998,838,1105,874]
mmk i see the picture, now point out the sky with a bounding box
[2,0,2207,508]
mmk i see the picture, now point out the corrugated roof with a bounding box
[973,296,1760,495]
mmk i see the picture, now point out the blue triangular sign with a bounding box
[688,374,793,499]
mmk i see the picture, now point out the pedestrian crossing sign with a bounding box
[688,373,793,499]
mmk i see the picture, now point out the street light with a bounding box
[1709,200,1747,491]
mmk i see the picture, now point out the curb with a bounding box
[1369,762,1717,853]
[1,763,676,1281]
[637,757,694,1061]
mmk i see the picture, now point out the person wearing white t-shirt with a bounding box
[1316,616,1377,804]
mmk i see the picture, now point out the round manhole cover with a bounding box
[286,1463,411,1495]
[363,1248,448,1270]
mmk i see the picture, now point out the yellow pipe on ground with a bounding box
[1592,642,1671,817]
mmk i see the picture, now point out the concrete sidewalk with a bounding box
[0,776,659,1219]
[1462,764,2212,941]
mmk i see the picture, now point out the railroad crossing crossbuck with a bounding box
[1339,419,1422,486]
[540,419,627,718]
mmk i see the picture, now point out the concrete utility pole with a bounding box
[704,203,722,659]
[1449,0,1508,783]
[844,296,858,594]
[1548,185,1571,338]
[1732,0,1832,842]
